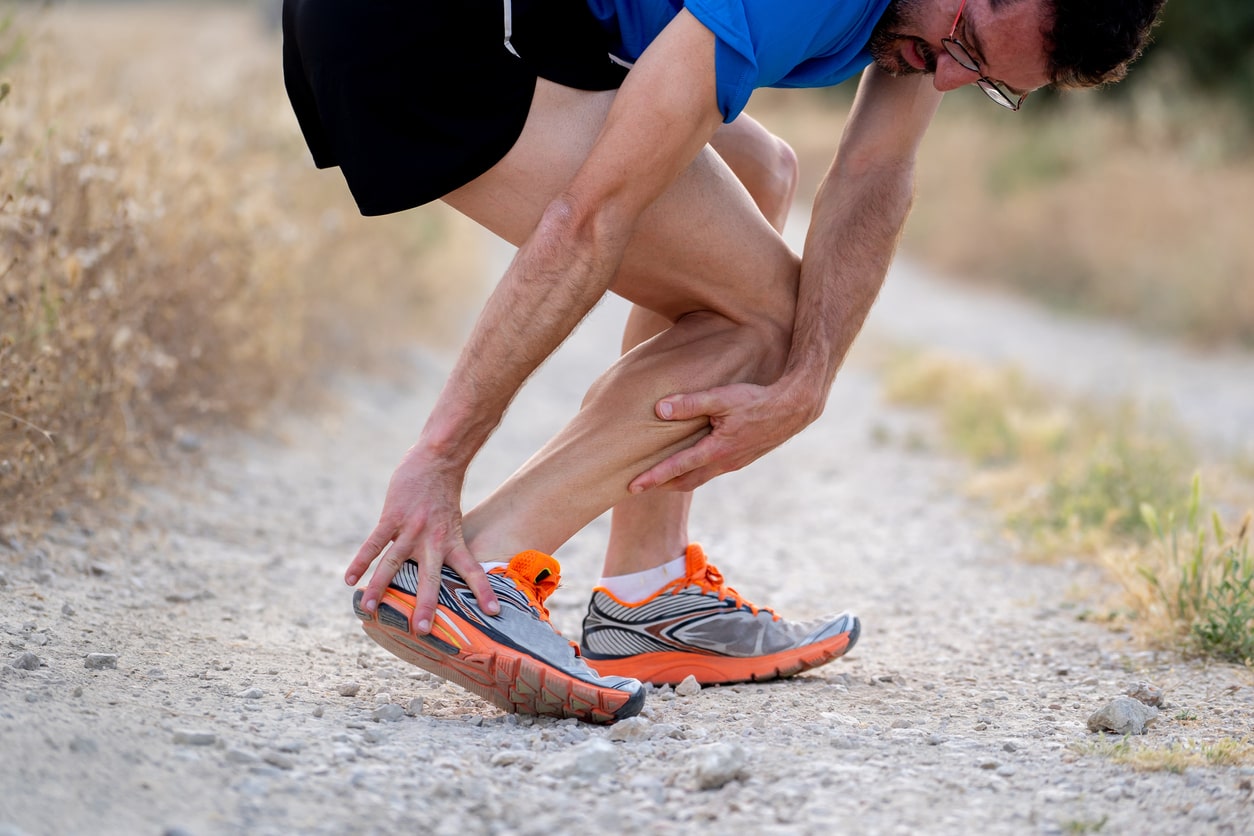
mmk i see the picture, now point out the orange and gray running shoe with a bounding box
[354,551,645,724]
[580,543,859,686]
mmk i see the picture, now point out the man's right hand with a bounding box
[345,448,500,635]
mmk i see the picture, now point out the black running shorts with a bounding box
[282,0,629,216]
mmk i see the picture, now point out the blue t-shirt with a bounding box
[584,0,891,121]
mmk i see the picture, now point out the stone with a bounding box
[10,652,40,671]
[1087,697,1159,735]
[372,704,405,723]
[1126,681,1165,708]
[687,742,749,791]
[172,730,217,746]
[542,737,619,781]
[237,687,264,700]
[675,675,701,697]
[608,716,652,742]
[337,682,361,697]
[406,697,424,717]
[84,653,118,670]
[224,748,259,765]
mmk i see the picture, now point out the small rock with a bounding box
[68,736,98,754]
[275,740,304,753]
[337,682,361,697]
[675,675,701,697]
[60,602,75,617]
[172,730,217,746]
[687,742,748,791]
[490,750,535,768]
[1126,681,1165,708]
[312,705,325,718]
[10,652,40,671]
[84,653,118,670]
[542,738,619,780]
[406,697,424,717]
[372,704,405,723]
[608,716,652,742]
[224,748,259,765]
[374,692,392,705]
[1190,803,1219,823]
[263,752,295,770]
[1087,697,1159,735]
[649,722,684,740]
[237,687,264,700]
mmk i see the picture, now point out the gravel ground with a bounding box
[3,226,1253,835]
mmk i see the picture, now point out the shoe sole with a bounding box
[353,589,643,724]
[584,618,860,686]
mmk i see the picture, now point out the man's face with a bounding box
[869,0,1052,98]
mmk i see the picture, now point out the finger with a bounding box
[629,439,721,493]
[411,554,444,636]
[361,537,412,615]
[446,547,500,616]
[655,388,729,421]
[653,462,724,493]
[345,526,393,587]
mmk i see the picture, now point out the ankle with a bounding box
[597,553,687,603]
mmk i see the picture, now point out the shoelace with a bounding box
[668,561,780,621]
[491,564,559,622]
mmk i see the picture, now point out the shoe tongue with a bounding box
[506,550,561,603]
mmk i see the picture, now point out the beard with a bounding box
[868,0,938,76]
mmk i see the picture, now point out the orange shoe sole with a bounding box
[353,588,642,724]
[584,627,859,687]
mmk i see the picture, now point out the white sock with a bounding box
[598,554,687,603]
[480,562,509,573]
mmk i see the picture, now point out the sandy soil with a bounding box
[3,222,1253,835]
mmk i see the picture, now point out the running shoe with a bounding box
[580,543,859,686]
[353,550,645,724]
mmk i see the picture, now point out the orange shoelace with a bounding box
[665,558,780,621]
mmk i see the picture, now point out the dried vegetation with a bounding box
[0,4,483,529]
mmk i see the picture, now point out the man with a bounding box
[283,0,1165,723]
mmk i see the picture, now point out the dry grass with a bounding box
[1074,735,1254,773]
[880,350,1253,665]
[750,84,1254,349]
[0,3,485,529]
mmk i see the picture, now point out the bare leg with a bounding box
[602,113,800,576]
[442,82,800,563]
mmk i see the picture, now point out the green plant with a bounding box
[1139,476,1254,665]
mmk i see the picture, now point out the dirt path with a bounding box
[3,225,1252,835]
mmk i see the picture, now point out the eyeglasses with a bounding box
[941,0,1028,111]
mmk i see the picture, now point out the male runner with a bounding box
[283,0,1165,722]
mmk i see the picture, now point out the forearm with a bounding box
[780,159,916,412]
[415,197,628,471]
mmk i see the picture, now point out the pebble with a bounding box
[490,750,535,768]
[1126,681,1165,708]
[675,675,701,698]
[541,738,619,781]
[312,705,325,718]
[60,602,75,617]
[10,652,40,671]
[84,653,117,670]
[263,752,295,771]
[338,682,361,697]
[609,717,652,742]
[238,687,264,700]
[406,697,424,716]
[225,748,259,765]
[172,730,217,746]
[686,742,748,791]
[1087,697,1158,735]
[372,704,405,723]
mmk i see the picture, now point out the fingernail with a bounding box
[486,601,500,615]
[658,402,673,419]
[346,574,358,586]
[417,619,430,633]
[364,598,377,613]
[630,484,644,495]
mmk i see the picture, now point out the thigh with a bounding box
[442,80,800,329]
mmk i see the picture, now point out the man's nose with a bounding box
[932,51,981,92]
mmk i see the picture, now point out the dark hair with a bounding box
[1045,0,1167,88]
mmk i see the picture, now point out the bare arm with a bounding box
[630,67,942,491]
[349,11,726,631]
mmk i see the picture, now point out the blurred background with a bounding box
[2,0,1252,528]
